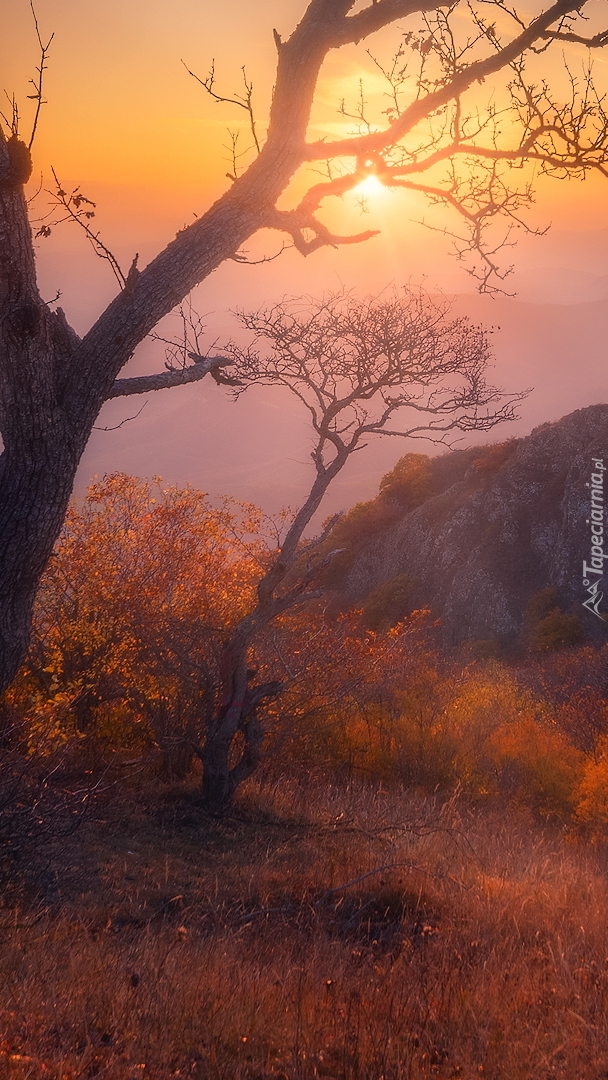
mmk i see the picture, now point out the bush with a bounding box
[529,610,584,652]
[575,735,608,830]
[489,716,585,817]
[378,452,435,507]
[310,660,586,818]
[361,573,419,631]
[470,438,518,477]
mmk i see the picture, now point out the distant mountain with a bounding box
[509,267,608,305]
[323,405,608,652]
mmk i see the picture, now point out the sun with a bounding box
[354,174,387,199]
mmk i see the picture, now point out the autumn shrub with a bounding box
[520,643,608,748]
[13,473,268,757]
[529,608,585,652]
[92,701,153,749]
[378,451,436,506]
[407,667,586,817]
[298,660,523,795]
[398,664,579,808]
[575,735,608,831]
[361,572,419,631]
[437,666,536,794]
[470,437,519,477]
[301,658,588,819]
[464,636,504,659]
[258,610,434,781]
[488,715,585,817]
[524,587,585,652]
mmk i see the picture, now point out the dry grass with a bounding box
[1,776,608,1079]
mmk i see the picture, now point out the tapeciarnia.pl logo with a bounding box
[582,457,607,621]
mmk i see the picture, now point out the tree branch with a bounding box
[183,60,261,154]
[539,28,608,47]
[304,0,592,160]
[264,207,379,253]
[26,3,53,151]
[336,0,451,46]
[107,354,235,400]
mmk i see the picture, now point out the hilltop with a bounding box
[324,404,608,652]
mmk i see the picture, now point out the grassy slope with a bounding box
[1,775,608,1080]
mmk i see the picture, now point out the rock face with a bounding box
[329,405,608,648]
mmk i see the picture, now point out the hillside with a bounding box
[324,404,608,651]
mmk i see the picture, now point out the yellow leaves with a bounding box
[291,654,588,820]
[574,736,608,830]
[21,472,277,750]
[489,716,585,817]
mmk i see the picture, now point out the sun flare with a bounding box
[354,174,387,199]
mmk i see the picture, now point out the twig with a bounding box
[183,59,261,153]
[318,861,470,896]
[46,169,126,287]
[93,402,147,431]
[27,3,54,150]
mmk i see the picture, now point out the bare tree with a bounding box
[1,0,608,697]
[195,288,525,810]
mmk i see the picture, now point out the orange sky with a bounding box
[4,0,608,511]
[5,0,608,248]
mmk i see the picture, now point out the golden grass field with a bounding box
[1,773,608,1080]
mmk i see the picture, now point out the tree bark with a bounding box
[201,733,238,811]
[0,137,81,694]
[0,136,305,694]
[201,679,279,811]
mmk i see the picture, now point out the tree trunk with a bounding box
[0,136,82,693]
[0,138,302,695]
[201,733,237,811]
[0,24,322,692]
[201,630,281,811]
[201,712,265,811]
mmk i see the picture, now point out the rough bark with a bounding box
[201,671,282,810]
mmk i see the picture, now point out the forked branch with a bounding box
[27,3,54,151]
[183,59,261,153]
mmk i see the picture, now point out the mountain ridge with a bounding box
[324,404,608,652]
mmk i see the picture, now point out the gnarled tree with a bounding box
[197,287,525,809]
[2,0,608,696]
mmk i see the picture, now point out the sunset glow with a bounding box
[354,174,388,200]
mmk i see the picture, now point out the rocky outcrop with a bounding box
[328,405,608,648]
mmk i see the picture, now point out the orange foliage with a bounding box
[13,473,268,752]
[488,715,585,816]
[8,471,608,829]
[252,606,433,778]
[575,736,608,830]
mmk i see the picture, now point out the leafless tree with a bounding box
[195,288,525,809]
[1,0,608,699]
